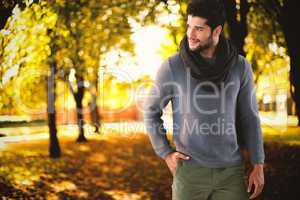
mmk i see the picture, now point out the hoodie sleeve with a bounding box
[236,57,265,165]
[143,59,175,159]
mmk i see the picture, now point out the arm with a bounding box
[143,59,175,159]
[236,58,265,165]
[236,58,265,199]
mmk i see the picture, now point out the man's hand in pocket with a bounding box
[164,151,190,175]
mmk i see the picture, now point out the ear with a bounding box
[213,25,223,37]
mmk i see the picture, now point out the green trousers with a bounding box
[172,161,250,200]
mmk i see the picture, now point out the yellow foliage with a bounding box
[0,2,57,114]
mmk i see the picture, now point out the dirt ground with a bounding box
[0,133,300,200]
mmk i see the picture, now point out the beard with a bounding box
[188,34,214,53]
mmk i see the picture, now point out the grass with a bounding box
[0,125,300,199]
[0,133,172,200]
[262,125,300,145]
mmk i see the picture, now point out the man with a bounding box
[143,0,265,199]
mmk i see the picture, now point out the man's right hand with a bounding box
[164,151,190,175]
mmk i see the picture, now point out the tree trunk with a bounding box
[89,93,101,133]
[74,74,87,142]
[48,60,61,158]
[89,78,101,133]
[223,0,249,56]
[0,8,12,29]
[279,1,300,126]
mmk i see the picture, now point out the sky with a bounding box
[103,2,181,82]
[103,25,169,82]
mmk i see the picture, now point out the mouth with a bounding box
[188,39,199,45]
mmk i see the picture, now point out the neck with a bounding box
[200,45,216,59]
[200,36,220,59]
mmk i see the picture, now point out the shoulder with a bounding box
[155,54,178,82]
[156,52,181,77]
[236,55,253,79]
[164,52,185,76]
[238,55,251,68]
[236,55,255,88]
[167,52,182,68]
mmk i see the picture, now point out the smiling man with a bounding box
[143,0,265,200]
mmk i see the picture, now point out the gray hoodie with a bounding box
[143,53,265,167]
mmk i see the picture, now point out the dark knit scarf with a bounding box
[179,34,238,90]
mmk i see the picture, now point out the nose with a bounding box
[187,28,196,39]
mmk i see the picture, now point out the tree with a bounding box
[53,0,164,142]
[0,0,31,29]
[223,0,249,56]
[253,0,300,126]
[0,1,61,157]
[48,30,61,157]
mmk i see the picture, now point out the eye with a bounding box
[195,27,204,31]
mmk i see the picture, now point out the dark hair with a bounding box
[187,0,226,30]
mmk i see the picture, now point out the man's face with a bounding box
[186,15,213,52]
